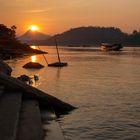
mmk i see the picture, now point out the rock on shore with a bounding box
[0,60,12,75]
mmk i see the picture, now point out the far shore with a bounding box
[25,43,140,47]
[0,46,47,60]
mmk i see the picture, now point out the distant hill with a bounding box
[19,27,140,46]
[45,27,128,46]
[19,30,51,44]
[124,31,140,46]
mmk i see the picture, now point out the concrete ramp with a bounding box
[0,92,22,140]
[17,100,44,140]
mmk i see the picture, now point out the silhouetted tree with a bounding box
[0,24,17,43]
[11,25,17,38]
[0,24,30,50]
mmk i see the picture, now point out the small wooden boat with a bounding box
[48,62,68,67]
[48,38,68,67]
[101,43,123,51]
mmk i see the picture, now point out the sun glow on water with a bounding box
[31,55,37,62]
[30,46,37,49]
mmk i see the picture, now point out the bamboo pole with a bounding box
[55,38,61,63]
[37,46,48,65]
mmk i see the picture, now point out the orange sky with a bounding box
[0,0,140,35]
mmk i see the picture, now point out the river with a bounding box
[7,46,140,140]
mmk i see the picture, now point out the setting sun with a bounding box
[29,25,39,31]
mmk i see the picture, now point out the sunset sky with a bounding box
[0,0,140,35]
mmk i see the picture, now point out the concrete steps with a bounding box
[0,92,22,140]
[0,89,66,140]
[17,100,44,140]
[0,85,4,97]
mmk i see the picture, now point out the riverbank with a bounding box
[0,60,75,140]
[0,45,47,60]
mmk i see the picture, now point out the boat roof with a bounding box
[101,43,112,46]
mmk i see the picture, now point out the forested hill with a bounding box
[45,27,140,46]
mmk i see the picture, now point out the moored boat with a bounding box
[48,38,68,67]
[101,43,123,51]
[48,62,68,67]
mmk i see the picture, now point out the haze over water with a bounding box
[8,46,140,140]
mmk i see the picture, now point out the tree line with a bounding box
[45,26,140,46]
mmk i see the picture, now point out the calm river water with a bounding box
[8,46,140,140]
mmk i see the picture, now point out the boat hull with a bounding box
[101,43,123,51]
[48,62,68,67]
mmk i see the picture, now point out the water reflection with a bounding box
[56,68,61,80]
[31,55,37,62]
[30,45,37,49]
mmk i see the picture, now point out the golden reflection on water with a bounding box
[31,55,37,62]
[30,45,37,49]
